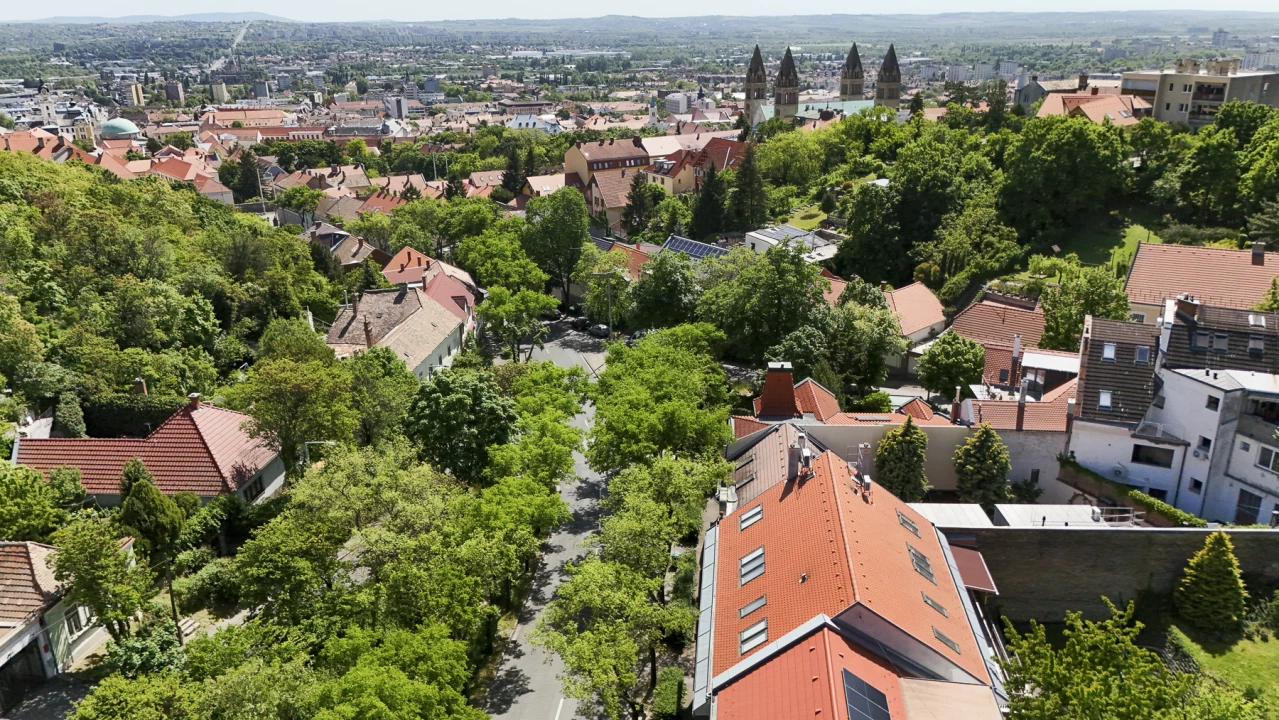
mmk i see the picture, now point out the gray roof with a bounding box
[1076,317,1161,426]
[1164,305,1279,374]
[749,224,832,250]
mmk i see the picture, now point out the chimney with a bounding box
[187,392,201,409]
[879,280,888,291]
[1030,74,1039,82]
[787,442,801,481]
[352,292,361,320]
[759,362,800,417]
[950,385,962,423]
[1012,333,1022,361]
[1016,379,1029,431]
[1174,293,1200,319]
[1253,241,1266,266]
[133,377,148,395]
[363,316,374,348]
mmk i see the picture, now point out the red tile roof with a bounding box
[1126,243,1279,310]
[382,246,435,285]
[716,625,907,720]
[16,403,275,497]
[883,282,946,337]
[358,190,408,215]
[951,300,1045,349]
[606,241,653,281]
[968,379,1076,433]
[0,542,59,626]
[713,451,991,683]
[755,366,800,418]
[825,410,953,426]
[692,137,746,173]
[731,415,770,439]
[794,378,841,422]
[424,270,475,323]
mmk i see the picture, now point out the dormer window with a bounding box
[1249,314,1266,328]
[1250,336,1265,354]
[1099,390,1113,409]
[1213,333,1229,352]
[1194,332,1210,350]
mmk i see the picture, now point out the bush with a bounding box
[846,391,892,412]
[82,394,186,438]
[1175,531,1249,634]
[174,557,241,613]
[652,666,685,720]
[172,547,215,577]
[1161,224,1240,246]
[671,548,698,605]
[1059,458,1207,527]
[101,619,184,678]
[54,392,86,438]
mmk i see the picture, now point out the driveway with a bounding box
[486,326,606,720]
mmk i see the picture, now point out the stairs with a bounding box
[178,617,201,638]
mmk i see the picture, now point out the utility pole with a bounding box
[591,269,621,337]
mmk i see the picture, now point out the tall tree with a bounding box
[729,142,767,231]
[953,424,1012,511]
[622,171,657,236]
[628,251,700,329]
[0,464,74,542]
[1040,266,1129,351]
[875,416,929,501]
[825,303,905,399]
[917,332,986,398]
[501,145,526,195]
[346,345,419,446]
[834,182,909,285]
[1174,531,1249,634]
[405,370,517,484]
[51,516,153,641]
[119,478,185,566]
[523,188,590,299]
[689,165,728,239]
[477,286,559,361]
[258,317,334,364]
[1247,200,1279,250]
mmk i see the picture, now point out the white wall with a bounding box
[1212,426,1279,524]
[1068,420,1187,501]
[1142,369,1222,511]
[1000,430,1072,503]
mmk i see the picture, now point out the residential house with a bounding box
[1013,74,1089,111]
[1036,92,1152,126]
[381,246,479,298]
[644,150,698,195]
[744,225,838,264]
[1120,60,1279,128]
[1126,242,1279,324]
[522,172,584,198]
[358,190,408,216]
[469,170,505,187]
[694,437,1006,718]
[14,395,285,505]
[300,221,392,271]
[585,168,637,229]
[660,234,729,261]
[369,173,429,196]
[0,541,126,709]
[505,113,562,133]
[882,282,947,375]
[325,287,466,378]
[314,195,365,223]
[563,137,649,188]
[690,137,746,189]
[959,379,1079,503]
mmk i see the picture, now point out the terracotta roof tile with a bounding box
[883,283,946,337]
[825,411,953,426]
[1126,243,1279,310]
[794,378,841,421]
[731,415,770,439]
[0,542,59,625]
[951,301,1045,349]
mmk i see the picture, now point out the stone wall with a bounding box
[966,526,1279,622]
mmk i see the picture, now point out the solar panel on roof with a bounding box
[662,235,728,260]
[842,669,891,720]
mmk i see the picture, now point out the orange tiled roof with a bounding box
[951,300,1044,349]
[0,542,60,625]
[883,282,946,337]
[825,409,953,426]
[713,451,991,683]
[731,414,770,439]
[968,379,1076,433]
[794,378,841,421]
[1126,243,1279,310]
[15,403,275,497]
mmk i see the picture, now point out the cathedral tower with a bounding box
[839,43,864,100]
[875,44,902,109]
[774,47,799,120]
[744,45,768,127]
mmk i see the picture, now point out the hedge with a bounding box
[652,666,684,720]
[1059,457,1207,527]
[83,394,187,438]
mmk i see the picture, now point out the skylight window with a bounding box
[739,547,765,585]
[1099,391,1113,409]
[739,595,766,619]
[1102,343,1116,362]
[906,544,936,584]
[922,592,949,617]
[933,627,961,654]
[842,669,892,720]
[1249,314,1266,328]
[739,619,768,654]
[1134,347,1150,365]
[739,504,763,531]
[896,509,920,537]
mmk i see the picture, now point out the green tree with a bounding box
[909,93,925,118]
[953,423,1011,511]
[1247,200,1279,250]
[347,346,419,446]
[836,275,889,309]
[225,358,357,473]
[1254,276,1279,312]
[454,221,547,292]
[501,145,526,196]
[729,142,767,230]
[1214,100,1276,149]
[477,286,559,361]
[258,316,334,364]
[0,293,45,384]
[834,182,909,285]
[0,464,73,541]
[629,250,700,329]
[405,370,517,484]
[689,165,727,239]
[826,303,905,398]
[1174,530,1249,634]
[1039,265,1129,351]
[621,171,663,236]
[55,391,87,438]
[166,132,194,151]
[1174,126,1242,226]
[120,478,185,565]
[875,416,929,501]
[51,516,153,640]
[603,455,730,539]
[917,332,985,398]
[274,185,324,223]
[119,457,155,500]
[575,244,632,327]
[523,188,590,298]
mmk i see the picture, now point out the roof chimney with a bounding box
[759,362,800,417]
[950,385,963,423]
[187,392,201,409]
[1016,379,1029,431]
[133,377,148,395]
[879,280,888,291]
[1253,241,1266,266]
[787,442,802,482]
[353,293,360,320]
[1012,333,1022,360]
[1174,293,1200,320]
[363,316,374,348]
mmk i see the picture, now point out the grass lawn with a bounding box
[1169,624,1279,711]
[790,205,827,231]
[1013,206,1164,280]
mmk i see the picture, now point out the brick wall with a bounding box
[967,526,1279,622]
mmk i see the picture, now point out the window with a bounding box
[64,606,84,638]
[1030,469,1040,484]
[739,547,765,585]
[1183,83,1192,92]
[1250,336,1265,354]
[739,619,768,654]
[1168,82,1174,91]
[1194,332,1210,350]
[1248,314,1266,328]
[739,504,763,531]
[1213,333,1229,352]
[1098,390,1113,409]
[1102,343,1116,362]
[896,509,920,537]
[842,669,892,720]
[933,627,961,654]
[739,595,766,619]
[1199,436,1213,451]
[922,592,948,617]
[1235,489,1263,526]
[906,544,936,584]
[1190,478,1204,494]
[735,454,755,470]
[1131,312,1147,323]
[243,476,265,502]
[1134,346,1150,365]
[1257,446,1279,473]
[1131,444,1175,468]
[1207,396,1220,411]
[1148,488,1168,501]
[1241,441,1252,452]
[1165,102,1171,111]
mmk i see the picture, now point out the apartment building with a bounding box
[1121,58,1279,128]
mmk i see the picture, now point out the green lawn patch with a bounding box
[1169,623,1279,711]
[1014,207,1164,280]
[791,205,827,231]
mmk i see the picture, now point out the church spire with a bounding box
[874,44,902,109]
[776,47,798,87]
[774,47,799,120]
[743,45,769,127]
[746,45,767,84]
[842,43,864,79]
[877,44,901,84]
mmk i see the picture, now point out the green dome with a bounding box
[100,117,140,137]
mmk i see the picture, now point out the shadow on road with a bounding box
[483,666,533,715]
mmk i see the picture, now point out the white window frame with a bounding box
[739,618,768,654]
[739,547,765,585]
[1102,343,1116,362]
[1099,390,1113,409]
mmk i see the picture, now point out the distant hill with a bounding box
[24,12,293,24]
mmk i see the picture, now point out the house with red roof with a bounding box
[1125,241,1279,325]
[882,282,946,375]
[694,441,1006,718]
[13,395,285,505]
[381,246,478,299]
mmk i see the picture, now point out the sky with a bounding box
[6,1,1279,23]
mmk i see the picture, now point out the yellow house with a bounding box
[564,137,649,187]
[644,150,697,195]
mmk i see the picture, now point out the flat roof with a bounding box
[1021,350,1080,374]
[994,504,1105,528]
[909,503,995,529]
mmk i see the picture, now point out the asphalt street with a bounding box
[486,325,606,720]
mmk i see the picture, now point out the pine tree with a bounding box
[502,145,525,195]
[729,142,767,231]
[1255,276,1279,312]
[874,416,929,501]
[909,94,925,118]
[953,423,1011,511]
[119,457,155,500]
[119,479,185,564]
[622,171,655,236]
[523,146,537,185]
[689,165,727,240]
[1174,531,1249,634]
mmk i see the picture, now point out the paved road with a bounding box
[486,326,606,720]
[210,20,252,72]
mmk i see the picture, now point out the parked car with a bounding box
[541,307,562,321]
[588,324,610,338]
[570,316,591,331]
[626,329,650,346]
